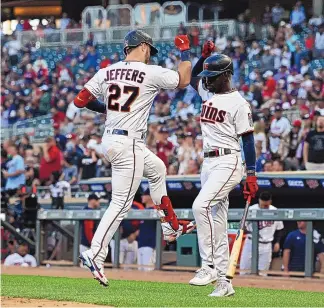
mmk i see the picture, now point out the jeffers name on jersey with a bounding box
[104,68,146,84]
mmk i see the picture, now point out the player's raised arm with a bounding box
[190,41,215,90]
[73,71,106,114]
[174,35,192,88]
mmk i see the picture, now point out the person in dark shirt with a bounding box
[80,194,101,253]
[137,190,157,271]
[78,149,98,180]
[283,221,324,274]
[303,116,324,170]
[53,123,67,151]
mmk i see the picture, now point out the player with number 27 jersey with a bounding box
[84,62,179,133]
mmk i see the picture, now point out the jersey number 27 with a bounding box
[107,84,139,112]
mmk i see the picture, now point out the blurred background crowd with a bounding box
[1,1,324,194]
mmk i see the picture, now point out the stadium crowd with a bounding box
[1,2,324,193]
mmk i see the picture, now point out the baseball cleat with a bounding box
[208,280,235,297]
[189,266,217,286]
[79,250,108,287]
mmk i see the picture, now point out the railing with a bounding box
[17,20,238,47]
[35,208,324,277]
[0,114,54,143]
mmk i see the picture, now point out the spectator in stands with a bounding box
[314,25,324,58]
[215,32,227,52]
[39,137,62,184]
[156,127,174,169]
[290,5,306,29]
[3,34,21,67]
[262,6,272,25]
[303,116,324,170]
[80,194,101,254]
[178,133,197,175]
[62,156,78,184]
[261,47,275,74]
[271,3,284,25]
[240,191,284,275]
[285,119,302,170]
[49,171,71,209]
[53,123,67,151]
[184,159,199,175]
[272,159,284,171]
[137,191,156,271]
[78,147,98,180]
[4,241,37,267]
[60,12,70,30]
[283,221,324,274]
[269,105,291,159]
[3,144,25,193]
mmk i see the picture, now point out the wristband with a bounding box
[247,169,256,176]
[180,50,190,62]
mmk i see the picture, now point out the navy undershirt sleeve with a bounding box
[241,132,256,172]
[86,100,106,114]
[190,56,205,90]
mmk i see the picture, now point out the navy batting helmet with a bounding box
[123,30,158,56]
[198,54,233,78]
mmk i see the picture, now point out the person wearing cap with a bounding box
[156,127,174,169]
[80,194,101,254]
[4,241,37,267]
[261,46,275,74]
[262,71,276,98]
[303,116,324,170]
[39,137,62,185]
[269,105,291,160]
[62,156,78,184]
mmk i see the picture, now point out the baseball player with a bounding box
[74,30,195,286]
[188,44,258,297]
[239,191,284,275]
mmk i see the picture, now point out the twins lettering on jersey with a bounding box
[201,101,226,124]
[104,68,146,84]
[258,221,274,230]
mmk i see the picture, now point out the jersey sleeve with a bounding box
[84,71,102,98]
[234,102,254,136]
[151,66,180,90]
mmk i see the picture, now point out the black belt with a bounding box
[204,148,233,158]
[247,236,271,244]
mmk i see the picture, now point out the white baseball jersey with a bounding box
[4,253,37,267]
[84,61,180,134]
[245,204,284,242]
[198,85,254,152]
[269,117,291,153]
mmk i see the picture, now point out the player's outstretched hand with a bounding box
[161,220,196,242]
[243,175,258,199]
[202,40,215,58]
[174,35,190,51]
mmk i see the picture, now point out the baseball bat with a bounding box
[226,195,251,280]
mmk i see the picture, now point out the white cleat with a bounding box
[189,266,217,286]
[209,280,235,297]
[79,250,108,287]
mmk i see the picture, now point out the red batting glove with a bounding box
[174,35,190,51]
[243,176,258,199]
[202,40,215,58]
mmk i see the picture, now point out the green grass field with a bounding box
[2,275,324,307]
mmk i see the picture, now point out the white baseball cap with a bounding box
[263,71,273,78]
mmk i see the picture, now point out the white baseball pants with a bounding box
[90,133,167,265]
[137,247,156,271]
[239,239,272,274]
[193,153,243,279]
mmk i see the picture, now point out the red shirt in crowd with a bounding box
[52,111,66,126]
[100,59,111,69]
[156,140,174,169]
[263,77,277,98]
[39,145,62,180]
[305,36,314,50]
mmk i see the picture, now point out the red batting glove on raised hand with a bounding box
[174,35,190,51]
[243,176,258,199]
[202,40,215,58]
